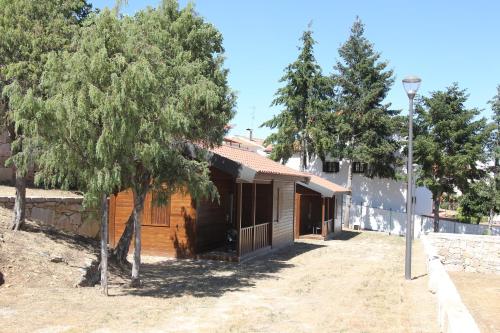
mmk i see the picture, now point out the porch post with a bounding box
[251,182,256,250]
[321,197,326,239]
[237,182,242,257]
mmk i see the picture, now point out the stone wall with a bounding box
[0,131,14,184]
[0,197,99,238]
[426,233,500,274]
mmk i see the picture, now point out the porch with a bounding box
[197,181,274,262]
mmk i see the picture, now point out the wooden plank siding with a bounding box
[195,168,235,253]
[272,181,295,249]
[108,189,197,257]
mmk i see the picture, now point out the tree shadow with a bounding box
[115,241,325,299]
[18,219,99,254]
[327,230,362,241]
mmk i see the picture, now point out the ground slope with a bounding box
[0,207,98,288]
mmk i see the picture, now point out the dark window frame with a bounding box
[322,161,340,173]
[352,162,366,174]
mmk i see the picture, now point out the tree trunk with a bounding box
[100,194,109,296]
[433,197,440,233]
[11,175,26,231]
[343,160,353,229]
[130,185,148,287]
[488,207,494,233]
[110,213,134,266]
[301,138,308,171]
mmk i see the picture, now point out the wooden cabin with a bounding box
[108,143,309,260]
[294,174,350,240]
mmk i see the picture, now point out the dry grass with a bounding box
[449,272,500,333]
[0,207,98,288]
[0,228,438,333]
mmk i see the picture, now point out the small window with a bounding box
[322,161,339,173]
[352,162,366,174]
[149,192,171,226]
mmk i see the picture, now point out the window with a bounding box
[149,192,171,226]
[352,162,366,174]
[322,161,339,173]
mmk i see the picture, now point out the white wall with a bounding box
[272,180,295,248]
[286,155,433,215]
[348,202,500,237]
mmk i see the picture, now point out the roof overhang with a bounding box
[208,151,309,183]
[298,180,351,198]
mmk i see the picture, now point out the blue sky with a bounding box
[92,0,500,139]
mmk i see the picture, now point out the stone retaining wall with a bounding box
[0,197,99,238]
[426,233,500,274]
[422,236,480,333]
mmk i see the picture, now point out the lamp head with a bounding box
[402,75,421,99]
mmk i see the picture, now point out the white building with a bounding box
[285,156,433,215]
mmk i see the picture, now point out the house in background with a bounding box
[108,140,309,261]
[285,156,433,217]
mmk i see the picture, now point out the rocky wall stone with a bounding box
[0,196,99,238]
[427,233,500,274]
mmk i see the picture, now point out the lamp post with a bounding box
[403,75,421,280]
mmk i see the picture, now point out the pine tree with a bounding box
[414,83,490,232]
[262,27,332,170]
[0,0,92,230]
[486,85,500,229]
[323,18,401,227]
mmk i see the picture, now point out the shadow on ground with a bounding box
[116,241,325,299]
[328,230,362,241]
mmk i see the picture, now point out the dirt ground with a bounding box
[449,272,500,333]
[0,228,438,333]
[0,207,98,289]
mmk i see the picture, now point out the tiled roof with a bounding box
[210,144,308,180]
[300,174,351,197]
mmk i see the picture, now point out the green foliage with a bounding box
[488,85,500,213]
[321,18,402,179]
[20,0,235,208]
[262,28,332,168]
[458,180,494,223]
[0,0,93,177]
[414,83,491,206]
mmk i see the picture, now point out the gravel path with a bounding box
[0,231,439,333]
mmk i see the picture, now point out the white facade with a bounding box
[286,155,433,215]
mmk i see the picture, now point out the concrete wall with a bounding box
[286,155,433,215]
[426,233,500,274]
[0,197,99,238]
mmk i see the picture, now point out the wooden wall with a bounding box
[272,180,295,249]
[196,168,235,252]
[109,189,197,257]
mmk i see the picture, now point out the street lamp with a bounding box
[403,75,421,280]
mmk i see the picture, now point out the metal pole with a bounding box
[405,96,414,280]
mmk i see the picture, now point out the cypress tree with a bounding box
[31,0,235,288]
[262,27,332,170]
[0,0,92,230]
[414,84,490,231]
